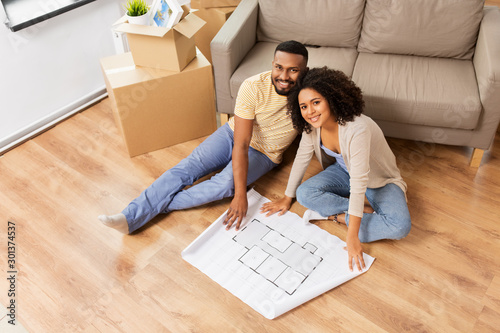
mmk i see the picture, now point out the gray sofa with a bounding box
[210,0,500,166]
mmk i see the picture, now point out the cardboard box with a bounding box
[113,12,206,72]
[100,52,217,157]
[191,0,240,9]
[193,7,236,63]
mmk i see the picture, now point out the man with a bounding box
[99,40,308,234]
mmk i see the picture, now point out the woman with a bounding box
[261,67,411,272]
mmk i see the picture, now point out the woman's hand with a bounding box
[345,234,365,272]
[260,196,293,216]
[223,194,248,231]
[343,215,365,271]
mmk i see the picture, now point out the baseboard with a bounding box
[0,87,108,156]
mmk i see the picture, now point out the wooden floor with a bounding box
[0,94,499,332]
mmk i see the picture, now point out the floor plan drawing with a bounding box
[234,219,323,295]
[182,189,375,319]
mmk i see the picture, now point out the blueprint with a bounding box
[182,189,375,319]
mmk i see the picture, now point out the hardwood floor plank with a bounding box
[486,0,500,7]
[472,305,500,333]
[482,275,500,314]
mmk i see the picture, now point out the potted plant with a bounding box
[124,0,150,25]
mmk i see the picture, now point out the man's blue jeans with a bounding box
[296,162,411,243]
[123,124,278,233]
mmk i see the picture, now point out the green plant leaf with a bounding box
[124,0,150,17]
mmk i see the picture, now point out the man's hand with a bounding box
[260,195,293,216]
[226,115,253,231]
[223,194,248,230]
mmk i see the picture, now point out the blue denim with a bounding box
[123,124,278,233]
[296,162,411,243]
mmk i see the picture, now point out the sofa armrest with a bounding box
[211,0,258,115]
[472,6,500,149]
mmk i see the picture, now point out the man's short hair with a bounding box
[275,40,308,63]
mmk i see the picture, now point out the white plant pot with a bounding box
[126,12,149,26]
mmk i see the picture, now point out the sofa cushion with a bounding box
[256,0,365,48]
[352,53,481,130]
[230,42,359,99]
[358,0,484,60]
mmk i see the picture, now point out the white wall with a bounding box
[0,0,125,152]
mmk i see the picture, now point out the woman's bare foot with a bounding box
[303,209,328,224]
[328,213,346,224]
[364,197,375,213]
[364,204,375,214]
[328,206,374,225]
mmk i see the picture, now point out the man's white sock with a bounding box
[98,213,129,234]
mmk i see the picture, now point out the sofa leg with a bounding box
[469,148,484,167]
[219,113,230,126]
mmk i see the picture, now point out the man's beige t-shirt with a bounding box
[228,71,297,164]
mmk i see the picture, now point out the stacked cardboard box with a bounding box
[101,8,217,157]
[113,11,205,72]
[191,0,240,63]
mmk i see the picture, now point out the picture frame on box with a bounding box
[151,0,183,29]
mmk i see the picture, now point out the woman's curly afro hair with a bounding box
[287,66,365,133]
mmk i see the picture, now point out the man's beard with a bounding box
[272,79,294,96]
